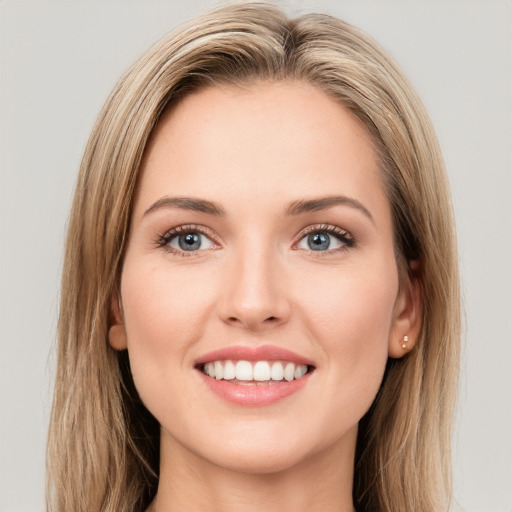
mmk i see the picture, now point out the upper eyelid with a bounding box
[294,223,353,241]
[162,223,216,238]
[159,224,220,247]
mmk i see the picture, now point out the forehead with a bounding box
[136,82,389,222]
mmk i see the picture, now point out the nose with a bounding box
[217,244,291,332]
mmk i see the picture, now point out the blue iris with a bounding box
[179,233,202,251]
[308,232,330,251]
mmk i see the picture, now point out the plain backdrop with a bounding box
[0,1,511,511]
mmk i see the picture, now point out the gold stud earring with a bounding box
[401,335,409,350]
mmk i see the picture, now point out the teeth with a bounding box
[202,360,309,382]
[253,361,271,381]
[214,361,223,380]
[205,362,215,378]
[284,362,295,382]
[271,362,284,381]
[224,360,236,380]
[235,360,253,381]
[295,364,307,379]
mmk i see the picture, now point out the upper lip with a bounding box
[195,345,315,367]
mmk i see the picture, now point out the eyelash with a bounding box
[157,224,218,257]
[293,224,355,253]
[157,223,356,257]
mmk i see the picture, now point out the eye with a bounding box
[296,225,354,252]
[159,225,217,255]
[169,232,214,251]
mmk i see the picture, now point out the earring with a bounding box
[401,335,409,350]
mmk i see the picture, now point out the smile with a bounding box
[201,360,310,383]
[195,345,315,406]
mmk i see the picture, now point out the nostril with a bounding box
[228,316,277,322]
[223,310,288,331]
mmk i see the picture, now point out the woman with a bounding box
[46,3,460,511]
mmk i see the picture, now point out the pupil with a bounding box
[179,233,201,251]
[308,232,330,251]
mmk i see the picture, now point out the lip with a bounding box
[197,370,312,406]
[194,344,315,366]
[194,345,315,407]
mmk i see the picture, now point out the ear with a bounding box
[108,293,128,351]
[388,261,422,358]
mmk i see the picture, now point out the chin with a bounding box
[203,444,311,475]
[175,421,354,476]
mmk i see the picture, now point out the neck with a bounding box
[148,427,357,512]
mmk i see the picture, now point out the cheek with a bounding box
[296,261,398,404]
[300,260,398,338]
[122,259,215,335]
[119,261,216,400]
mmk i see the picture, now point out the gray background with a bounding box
[0,1,511,511]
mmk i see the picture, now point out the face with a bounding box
[110,82,418,474]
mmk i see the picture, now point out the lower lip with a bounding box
[197,371,311,406]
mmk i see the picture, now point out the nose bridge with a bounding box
[219,234,290,330]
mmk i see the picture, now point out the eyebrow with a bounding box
[143,194,374,223]
[144,196,226,217]
[284,196,374,224]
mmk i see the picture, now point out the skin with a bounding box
[109,82,421,512]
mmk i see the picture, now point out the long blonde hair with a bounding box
[47,3,460,511]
